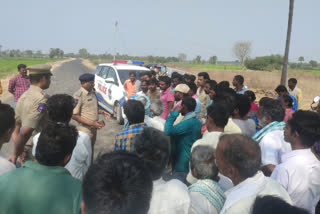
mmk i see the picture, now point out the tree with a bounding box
[232,41,252,67]
[193,55,201,64]
[208,56,217,64]
[35,50,43,57]
[309,60,318,68]
[78,48,89,58]
[280,0,295,85]
[178,53,187,62]
[298,56,304,63]
[23,50,33,57]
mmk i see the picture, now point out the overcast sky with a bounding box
[0,0,319,61]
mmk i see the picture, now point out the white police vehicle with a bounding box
[94,61,150,124]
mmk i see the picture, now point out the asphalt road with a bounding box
[1,59,122,159]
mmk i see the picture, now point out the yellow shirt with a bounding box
[289,87,302,109]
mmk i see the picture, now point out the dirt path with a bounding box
[1,59,122,159]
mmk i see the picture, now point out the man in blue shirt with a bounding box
[275,85,298,111]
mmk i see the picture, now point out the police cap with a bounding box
[79,73,95,82]
[27,64,52,75]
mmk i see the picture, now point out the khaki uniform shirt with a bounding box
[73,87,98,137]
[15,85,48,146]
[288,87,303,109]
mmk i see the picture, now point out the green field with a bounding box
[0,57,64,78]
[170,63,243,70]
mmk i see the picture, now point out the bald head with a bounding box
[216,134,261,184]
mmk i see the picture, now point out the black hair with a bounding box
[218,81,230,89]
[189,75,196,82]
[82,151,153,214]
[235,94,251,118]
[171,72,179,79]
[206,103,229,128]
[258,97,273,107]
[134,127,170,180]
[123,100,145,124]
[29,73,51,84]
[35,123,78,166]
[158,76,171,86]
[282,95,293,108]
[234,75,244,85]
[213,91,237,116]
[206,80,217,90]
[182,96,196,112]
[141,80,149,85]
[17,64,26,71]
[47,94,74,123]
[129,71,136,77]
[275,85,288,93]
[261,99,285,122]
[0,103,15,139]
[187,82,198,93]
[143,71,152,78]
[288,78,297,84]
[220,134,261,178]
[244,90,256,102]
[198,72,210,80]
[149,78,158,86]
[150,70,156,76]
[288,110,320,148]
[252,196,309,214]
[172,73,183,82]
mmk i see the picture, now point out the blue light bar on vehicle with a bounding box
[132,61,144,65]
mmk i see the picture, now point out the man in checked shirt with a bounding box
[8,64,30,108]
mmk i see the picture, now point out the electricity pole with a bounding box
[113,21,118,61]
[281,0,294,85]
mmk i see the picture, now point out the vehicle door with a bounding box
[95,66,111,110]
[105,67,121,108]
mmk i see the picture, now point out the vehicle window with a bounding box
[95,66,103,76]
[106,67,118,83]
[100,67,109,79]
[117,70,145,84]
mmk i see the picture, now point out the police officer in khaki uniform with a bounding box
[72,73,110,152]
[8,64,52,164]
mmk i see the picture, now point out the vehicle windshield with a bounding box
[117,70,147,84]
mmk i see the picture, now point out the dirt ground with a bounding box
[169,65,320,110]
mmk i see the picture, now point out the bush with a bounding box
[245,55,283,71]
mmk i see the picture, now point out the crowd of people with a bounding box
[0,63,319,214]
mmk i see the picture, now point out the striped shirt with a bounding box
[8,74,30,102]
[114,122,147,152]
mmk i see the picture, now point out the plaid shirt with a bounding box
[8,74,30,102]
[114,122,147,152]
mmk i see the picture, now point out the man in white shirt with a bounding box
[271,110,320,214]
[189,145,226,214]
[32,94,92,180]
[133,127,190,214]
[216,134,292,214]
[187,102,232,189]
[0,103,16,175]
[144,99,165,131]
[232,94,256,137]
[252,98,291,176]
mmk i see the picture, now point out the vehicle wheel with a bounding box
[113,102,124,125]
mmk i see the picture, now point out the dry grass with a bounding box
[169,65,320,110]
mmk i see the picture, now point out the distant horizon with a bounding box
[1,0,319,63]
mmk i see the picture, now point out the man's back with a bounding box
[221,171,291,214]
[0,161,82,214]
[148,178,190,214]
